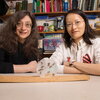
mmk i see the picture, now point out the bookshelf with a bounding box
[0,0,100,57]
[33,0,100,57]
[35,12,65,57]
[35,11,100,57]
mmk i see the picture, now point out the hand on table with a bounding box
[27,61,37,73]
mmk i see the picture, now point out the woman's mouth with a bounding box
[72,31,78,34]
[19,31,27,34]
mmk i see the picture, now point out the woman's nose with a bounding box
[72,23,77,29]
[21,24,26,30]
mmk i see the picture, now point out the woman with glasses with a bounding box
[0,10,39,73]
[50,9,100,75]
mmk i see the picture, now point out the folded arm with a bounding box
[73,62,100,75]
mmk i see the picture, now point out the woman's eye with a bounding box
[76,21,80,24]
[26,24,32,27]
[17,22,21,26]
[67,23,71,26]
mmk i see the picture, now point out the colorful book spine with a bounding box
[43,38,63,51]
[44,0,51,12]
[51,0,54,12]
[63,0,68,11]
[59,0,63,12]
[36,0,40,12]
[32,0,36,13]
[53,0,57,12]
[46,0,51,12]
[72,0,78,9]
[22,0,28,10]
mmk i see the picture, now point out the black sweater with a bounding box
[0,43,37,73]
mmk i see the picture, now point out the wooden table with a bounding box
[0,73,100,100]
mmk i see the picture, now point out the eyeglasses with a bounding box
[66,20,84,28]
[16,22,32,28]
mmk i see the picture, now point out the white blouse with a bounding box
[50,38,100,73]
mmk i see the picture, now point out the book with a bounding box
[72,0,78,9]
[43,38,63,51]
[32,0,36,13]
[44,0,51,12]
[97,0,100,10]
[22,0,28,10]
[87,15,97,29]
[63,0,68,11]
[36,0,40,12]
[93,0,98,10]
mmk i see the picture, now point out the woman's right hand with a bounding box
[63,61,70,67]
[27,61,37,73]
[14,61,37,73]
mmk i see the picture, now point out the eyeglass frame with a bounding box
[66,20,85,28]
[16,22,32,28]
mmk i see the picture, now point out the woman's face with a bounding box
[16,15,32,43]
[66,13,85,43]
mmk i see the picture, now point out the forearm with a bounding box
[73,62,100,75]
[64,66,83,74]
[13,64,31,73]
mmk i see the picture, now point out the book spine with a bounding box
[59,0,63,12]
[63,0,68,11]
[51,0,54,12]
[72,0,78,9]
[36,0,40,12]
[22,0,28,10]
[46,0,50,12]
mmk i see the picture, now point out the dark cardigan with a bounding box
[0,43,37,73]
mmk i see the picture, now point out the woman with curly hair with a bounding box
[0,10,39,73]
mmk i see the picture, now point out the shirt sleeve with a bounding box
[93,38,100,63]
[0,48,14,73]
[50,44,65,73]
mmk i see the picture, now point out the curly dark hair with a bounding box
[63,9,96,48]
[0,10,39,60]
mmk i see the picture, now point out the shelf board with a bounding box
[6,0,21,1]
[94,29,100,35]
[84,10,100,13]
[39,30,64,34]
[39,29,100,34]
[43,52,53,55]
[1,10,100,19]
[0,14,12,20]
[94,29,100,32]
[34,12,67,15]
[34,10,100,15]
[43,51,54,55]
[95,29,100,31]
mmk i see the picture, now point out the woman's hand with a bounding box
[14,61,37,73]
[63,61,82,74]
[27,61,37,73]
[64,61,70,67]
[64,61,74,67]
[64,61,76,67]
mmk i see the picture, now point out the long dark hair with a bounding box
[63,9,95,48]
[0,10,39,60]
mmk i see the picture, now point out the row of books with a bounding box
[32,0,100,13]
[38,33,63,54]
[87,15,100,29]
[38,14,100,54]
[6,0,28,14]
[36,14,100,33]
[79,0,100,11]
